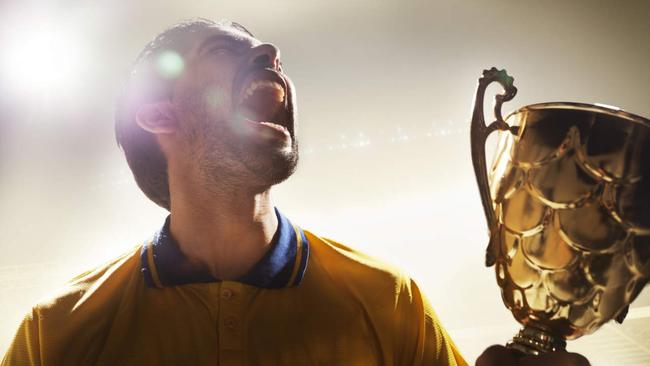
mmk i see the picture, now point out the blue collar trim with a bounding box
[140,208,309,289]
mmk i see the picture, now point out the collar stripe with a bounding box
[140,209,309,289]
[287,224,304,287]
[146,240,164,289]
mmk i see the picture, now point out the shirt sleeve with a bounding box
[2,308,42,366]
[395,278,468,366]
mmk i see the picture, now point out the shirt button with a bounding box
[221,288,233,300]
[224,316,239,330]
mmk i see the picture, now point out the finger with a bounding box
[476,345,518,366]
[520,351,590,366]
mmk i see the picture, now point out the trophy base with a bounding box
[506,326,567,356]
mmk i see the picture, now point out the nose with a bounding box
[248,43,281,70]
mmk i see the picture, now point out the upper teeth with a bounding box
[242,80,285,101]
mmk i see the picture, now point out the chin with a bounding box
[245,139,299,188]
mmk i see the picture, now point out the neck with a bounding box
[166,160,278,280]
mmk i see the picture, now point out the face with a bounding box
[170,25,298,191]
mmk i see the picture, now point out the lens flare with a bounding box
[156,50,184,79]
[2,25,85,95]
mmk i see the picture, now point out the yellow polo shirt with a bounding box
[3,209,466,365]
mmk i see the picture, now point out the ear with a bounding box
[135,101,178,134]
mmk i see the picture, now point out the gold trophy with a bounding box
[470,67,650,355]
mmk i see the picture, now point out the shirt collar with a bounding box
[140,208,309,289]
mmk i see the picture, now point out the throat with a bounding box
[167,173,279,279]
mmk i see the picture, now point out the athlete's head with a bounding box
[116,19,298,210]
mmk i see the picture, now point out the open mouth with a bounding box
[234,69,290,137]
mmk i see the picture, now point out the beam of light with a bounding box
[1,21,87,96]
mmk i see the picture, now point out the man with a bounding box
[3,19,588,366]
[2,19,466,365]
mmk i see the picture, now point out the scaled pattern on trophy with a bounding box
[489,103,650,339]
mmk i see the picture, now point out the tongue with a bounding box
[239,88,283,122]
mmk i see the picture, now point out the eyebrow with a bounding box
[197,34,252,54]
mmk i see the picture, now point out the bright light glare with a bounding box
[156,50,184,79]
[2,25,86,95]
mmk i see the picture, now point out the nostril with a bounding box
[253,54,271,67]
[250,44,280,69]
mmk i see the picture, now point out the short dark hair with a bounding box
[115,19,254,210]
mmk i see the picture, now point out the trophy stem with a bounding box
[507,325,567,355]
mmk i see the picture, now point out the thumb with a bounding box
[476,345,518,366]
[519,351,591,366]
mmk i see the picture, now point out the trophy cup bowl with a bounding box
[470,68,650,355]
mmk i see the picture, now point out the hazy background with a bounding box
[1,0,649,364]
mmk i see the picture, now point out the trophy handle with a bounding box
[470,67,518,267]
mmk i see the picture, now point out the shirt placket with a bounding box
[218,281,245,366]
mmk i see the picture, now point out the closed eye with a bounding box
[210,45,236,55]
[199,34,255,56]
[206,40,250,56]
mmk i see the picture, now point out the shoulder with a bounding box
[3,246,144,365]
[304,230,412,289]
[33,245,142,322]
[302,231,468,365]
[303,230,418,313]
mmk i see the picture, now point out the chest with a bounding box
[95,283,385,365]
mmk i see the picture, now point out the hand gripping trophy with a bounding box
[470,68,650,355]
